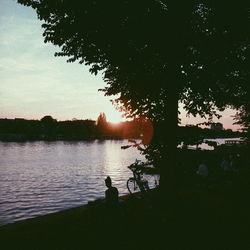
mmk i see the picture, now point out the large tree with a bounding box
[18,0,250,191]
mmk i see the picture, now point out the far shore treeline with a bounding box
[0,113,244,143]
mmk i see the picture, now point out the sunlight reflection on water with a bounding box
[0,140,145,226]
[0,138,236,226]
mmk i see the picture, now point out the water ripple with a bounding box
[0,140,145,226]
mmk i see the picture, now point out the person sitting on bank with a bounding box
[105,176,119,205]
[196,160,208,188]
[221,156,231,172]
[197,160,208,177]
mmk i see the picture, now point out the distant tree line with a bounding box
[0,114,148,141]
[177,125,244,147]
[0,114,244,142]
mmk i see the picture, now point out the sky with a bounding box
[0,0,241,130]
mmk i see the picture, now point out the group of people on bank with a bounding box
[100,153,244,206]
[196,153,243,188]
[220,154,241,172]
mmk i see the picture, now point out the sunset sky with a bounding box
[0,0,240,130]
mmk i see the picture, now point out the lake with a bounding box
[0,140,146,226]
[0,137,242,226]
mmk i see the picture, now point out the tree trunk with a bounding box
[158,9,183,199]
[157,6,184,205]
[159,68,180,204]
[160,93,178,188]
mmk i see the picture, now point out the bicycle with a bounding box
[127,160,159,195]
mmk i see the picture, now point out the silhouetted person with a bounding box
[197,160,208,177]
[196,160,208,188]
[105,176,119,205]
[231,153,242,172]
[221,155,231,172]
[104,176,121,233]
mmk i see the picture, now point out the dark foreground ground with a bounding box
[1,147,250,250]
[1,174,250,250]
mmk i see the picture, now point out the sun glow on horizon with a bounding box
[106,111,126,124]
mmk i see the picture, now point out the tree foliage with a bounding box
[234,104,250,142]
[18,1,250,184]
[40,115,56,123]
[96,112,107,134]
[17,0,250,121]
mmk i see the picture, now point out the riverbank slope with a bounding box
[1,174,250,250]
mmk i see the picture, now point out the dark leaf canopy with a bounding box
[18,0,250,121]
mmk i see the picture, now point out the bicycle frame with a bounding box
[127,167,149,194]
[127,160,160,195]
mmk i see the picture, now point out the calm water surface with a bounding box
[0,140,145,226]
[0,138,242,226]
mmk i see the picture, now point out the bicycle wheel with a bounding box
[127,178,138,194]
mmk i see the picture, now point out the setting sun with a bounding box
[106,110,125,123]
